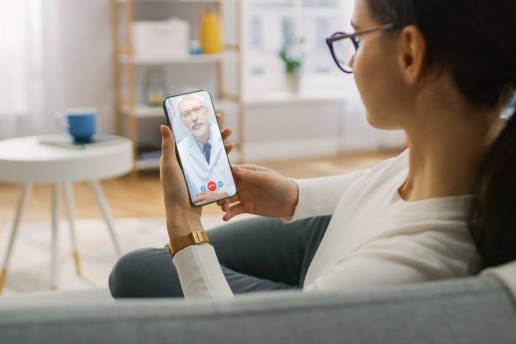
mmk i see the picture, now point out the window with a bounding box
[244,0,354,95]
[0,0,42,118]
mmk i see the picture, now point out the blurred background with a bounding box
[0,0,406,163]
[1,0,515,217]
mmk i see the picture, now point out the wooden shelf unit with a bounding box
[111,0,243,173]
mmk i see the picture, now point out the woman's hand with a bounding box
[160,124,203,240]
[218,165,299,221]
[217,112,234,155]
[193,192,229,206]
[159,112,233,240]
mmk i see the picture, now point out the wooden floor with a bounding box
[0,150,401,227]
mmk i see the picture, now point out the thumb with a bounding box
[161,125,176,161]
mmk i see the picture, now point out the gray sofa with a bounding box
[1,275,515,343]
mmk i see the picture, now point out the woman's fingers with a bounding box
[221,127,232,141]
[222,202,245,221]
[225,142,234,154]
[222,194,240,205]
[217,113,232,141]
[217,195,241,211]
[218,199,231,212]
[216,112,223,126]
[217,113,233,154]
[233,164,270,172]
[221,201,231,212]
[231,165,267,182]
[193,195,206,203]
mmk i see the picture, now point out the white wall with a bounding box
[241,96,405,162]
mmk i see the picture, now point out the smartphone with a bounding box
[162,90,237,207]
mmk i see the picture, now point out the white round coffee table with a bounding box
[0,135,133,292]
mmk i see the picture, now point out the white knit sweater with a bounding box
[174,150,480,298]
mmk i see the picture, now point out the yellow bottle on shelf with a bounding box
[199,9,223,54]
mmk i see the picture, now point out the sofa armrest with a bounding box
[0,276,515,344]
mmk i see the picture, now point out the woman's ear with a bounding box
[397,25,427,85]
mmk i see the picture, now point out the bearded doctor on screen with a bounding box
[175,93,236,206]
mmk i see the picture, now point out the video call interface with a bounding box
[164,91,236,205]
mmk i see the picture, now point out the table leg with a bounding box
[0,183,33,294]
[51,184,61,291]
[90,181,122,255]
[64,183,81,276]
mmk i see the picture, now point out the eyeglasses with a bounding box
[180,105,207,119]
[326,24,393,74]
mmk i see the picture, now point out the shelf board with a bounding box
[119,53,226,65]
[123,99,238,118]
[122,94,351,116]
[123,105,164,118]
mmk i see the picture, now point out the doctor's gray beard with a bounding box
[192,123,209,137]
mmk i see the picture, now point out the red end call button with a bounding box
[207,181,217,192]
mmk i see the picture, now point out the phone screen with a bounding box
[162,90,237,206]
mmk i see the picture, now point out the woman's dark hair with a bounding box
[366,0,516,268]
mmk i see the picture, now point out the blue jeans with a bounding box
[109,216,331,298]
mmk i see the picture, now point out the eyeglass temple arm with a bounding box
[327,23,394,42]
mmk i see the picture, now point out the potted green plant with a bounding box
[279,37,304,93]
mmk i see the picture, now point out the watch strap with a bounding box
[168,231,210,257]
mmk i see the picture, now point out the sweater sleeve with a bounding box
[287,171,368,223]
[173,244,234,298]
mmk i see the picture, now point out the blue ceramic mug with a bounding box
[55,108,97,143]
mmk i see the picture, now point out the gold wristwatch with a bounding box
[168,231,210,257]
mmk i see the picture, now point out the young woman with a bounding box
[109,0,516,298]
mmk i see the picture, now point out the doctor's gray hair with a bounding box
[175,93,207,118]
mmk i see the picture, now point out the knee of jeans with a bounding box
[109,249,148,298]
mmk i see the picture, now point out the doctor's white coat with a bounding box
[176,124,236,202]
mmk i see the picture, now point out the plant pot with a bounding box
[285,72,301,93]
